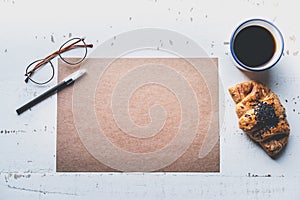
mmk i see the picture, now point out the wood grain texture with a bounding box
[1,0,300,199]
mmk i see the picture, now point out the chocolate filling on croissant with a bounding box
[228,80,290,158]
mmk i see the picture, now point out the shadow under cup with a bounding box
[230,19,284,71]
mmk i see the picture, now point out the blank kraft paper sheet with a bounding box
[56,58,219,172]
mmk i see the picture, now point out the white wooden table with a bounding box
[0,0,299,199]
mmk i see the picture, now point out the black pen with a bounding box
[16,69,86,115]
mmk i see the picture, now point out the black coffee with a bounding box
[233,25,276,67]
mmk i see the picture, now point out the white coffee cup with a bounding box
[230,19,284,71]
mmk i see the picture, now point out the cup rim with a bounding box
[230,18,284,71]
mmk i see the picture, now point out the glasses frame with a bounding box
[25,37,93,85]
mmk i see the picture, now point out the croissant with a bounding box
[228,80,290,158]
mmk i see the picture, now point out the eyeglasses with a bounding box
[25,37,93,85]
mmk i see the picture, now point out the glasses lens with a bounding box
[26,59,54,85]
[58,38,87,65]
